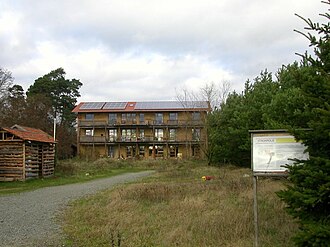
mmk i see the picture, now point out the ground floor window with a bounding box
[148,145,164,158]
[139,146,145,158]
[126,145,136,158]
[169,145,178,157]
[155,145,164,158]
[192,145,200,157]
[108,146,115,158]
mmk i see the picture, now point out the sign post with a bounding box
[249,130,308,247]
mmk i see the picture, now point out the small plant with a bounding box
[109,228,122,247]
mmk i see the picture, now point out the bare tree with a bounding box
[218,80,231,108]
[0,67,14,106]
[176,80,231,110]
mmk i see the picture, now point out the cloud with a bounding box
[0,0,327,102]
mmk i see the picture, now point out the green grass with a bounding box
[0,158,150,195]
[61,160,298,247]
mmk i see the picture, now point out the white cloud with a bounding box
[0,0,328,102]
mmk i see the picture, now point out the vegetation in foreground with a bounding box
[62,160,297,247]
[0,158,150,195]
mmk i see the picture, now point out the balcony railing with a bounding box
[79,119,204,127]
[80,135,204,143]
[80,136,106,143]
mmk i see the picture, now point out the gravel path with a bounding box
[0,171,154,247]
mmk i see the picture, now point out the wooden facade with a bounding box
[72,101,210,160]
[0,125,55,181]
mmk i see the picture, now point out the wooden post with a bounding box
[253,175,259,247]
[22,143,26,181]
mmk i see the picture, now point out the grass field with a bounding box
[61,160,297,247]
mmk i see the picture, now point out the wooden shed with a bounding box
[0,125,56,181]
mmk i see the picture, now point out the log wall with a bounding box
[0,141,24,181]
[0,141,55,181]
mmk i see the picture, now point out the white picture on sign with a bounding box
[252,135,309,173]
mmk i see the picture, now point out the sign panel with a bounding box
[252,133,309,173]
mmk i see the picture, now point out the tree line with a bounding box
[0,68,82,159]
[206,2,329,246]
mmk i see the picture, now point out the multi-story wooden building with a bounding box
[72,101,210,159]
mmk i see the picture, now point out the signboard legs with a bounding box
[253,175,259,247]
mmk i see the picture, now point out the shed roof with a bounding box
[2,125,55,143]
[72,101,210,113]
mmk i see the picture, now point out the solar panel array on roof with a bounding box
[135,101,208,110]
[103,102,128,110]
[80,102,105,110]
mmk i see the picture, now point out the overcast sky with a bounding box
[0,0,326,102]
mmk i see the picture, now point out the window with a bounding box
[85,129,94,136]
[85,113,94,120]
[126,146,136,158]
[170,145,178,157]
[121,129,136,141]
[149,145,153,157]
[139,146,145,157]
[169,129,176,141]
[155,145,164,157]
[131,113,137,124]
[139,113,145,124]
[155,113,163,124]
[121,113,127,124]
[139,129,145,140]
[109,113,117,124]
[192,128,201,141]
[122,113,136,124]
[169,112,178,121]
[108,146,115,158]
[109,129,117,142]
[192,146,200,157]
[155,129,164,141]
[192,112,201,121]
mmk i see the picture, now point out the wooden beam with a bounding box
[23,143,26,181]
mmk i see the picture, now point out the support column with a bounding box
[253,175,259,247]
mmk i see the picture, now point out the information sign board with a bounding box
[251,131,309,173]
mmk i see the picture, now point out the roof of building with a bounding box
[72,101,210,113]
[2,125,55,143]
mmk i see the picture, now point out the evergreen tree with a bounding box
[27,67,82,127]
[278,2,330,246]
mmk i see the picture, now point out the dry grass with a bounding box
[62,161,297,247]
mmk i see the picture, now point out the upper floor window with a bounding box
[192,112,201,121]
[192,128,201,141]
[121,113,127,124]
[169,113,178,122]
[85,129,94,136]
[155,128,164,140]
[85,113,94,120]
[121,129,137,141]
[131,113,137,124]
[155,113,163,124]
[139,129,145,138]
[109,129,117,141]
[139,113,145,124]
[169,129,176,140]
[109,113,117,124]
[122,113,136,124]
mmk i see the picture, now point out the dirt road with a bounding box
[0,171,154,246]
